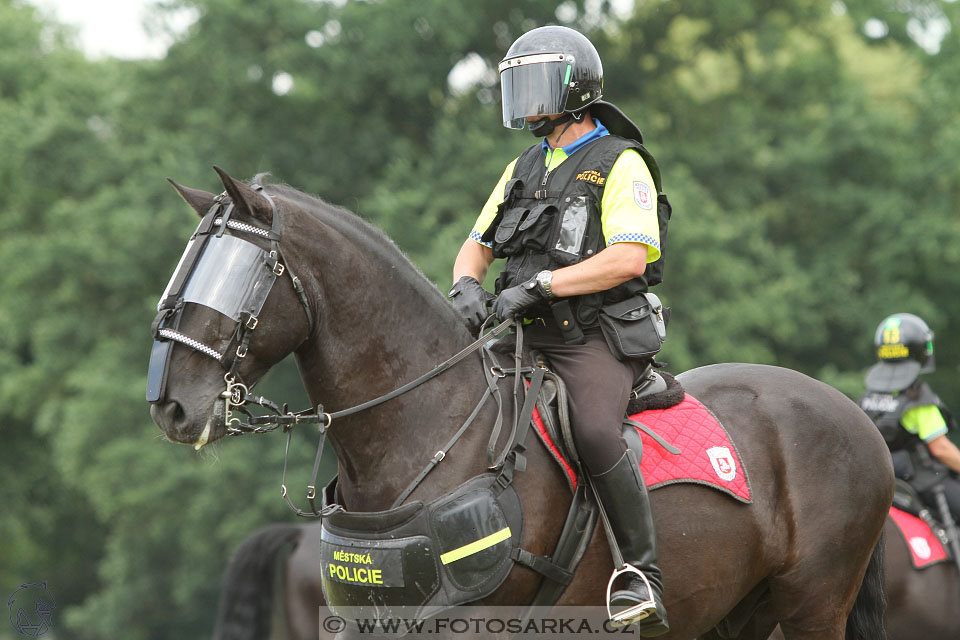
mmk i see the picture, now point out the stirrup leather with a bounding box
[605,563,657,627]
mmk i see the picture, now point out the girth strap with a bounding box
[511,548,574,585]
[519,482,599,612]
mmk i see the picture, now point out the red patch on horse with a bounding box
[889,506,949,569]
[630,394,751,503]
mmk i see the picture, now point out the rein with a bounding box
[229,318,516,433]
[233,318,517,517]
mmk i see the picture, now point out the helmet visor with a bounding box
[865,360,922,393]
[499,54,573,129]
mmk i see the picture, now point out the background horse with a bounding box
[883,514,960,639]
[211,523,304,640]
[151,169,894,640]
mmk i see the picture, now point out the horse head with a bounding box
[148,167,315,448]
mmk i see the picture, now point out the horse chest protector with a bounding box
[319,474,524,619]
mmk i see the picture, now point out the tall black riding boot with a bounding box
[590,449,669,637]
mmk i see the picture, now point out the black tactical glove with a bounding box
[493,277,548,321]
[448,276,493,333]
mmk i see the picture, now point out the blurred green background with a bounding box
[3,0,960,637]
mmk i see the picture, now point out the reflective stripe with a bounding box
[602,148,660,260]
[439,527,512,565]
[157,328,223,361]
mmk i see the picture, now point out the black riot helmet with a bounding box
[498,26,603,131]
[864,313,935,392]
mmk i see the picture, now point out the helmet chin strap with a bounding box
[528,112,579,138]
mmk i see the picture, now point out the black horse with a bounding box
[150,169,894,640]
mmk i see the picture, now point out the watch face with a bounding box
[536,271,552,297]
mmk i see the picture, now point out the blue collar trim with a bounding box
[541,119,609,157]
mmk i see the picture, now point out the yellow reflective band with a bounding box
[878,344,909,360]
[439,527,512,565]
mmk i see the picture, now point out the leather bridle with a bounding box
[148,184,521,517]
[147,184,314,434]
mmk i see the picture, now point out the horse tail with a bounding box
[212,523,303,640]
[844,529,886,640]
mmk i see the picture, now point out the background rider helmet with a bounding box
[864,313,935,392]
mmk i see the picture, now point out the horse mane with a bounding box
[252,175,462,323]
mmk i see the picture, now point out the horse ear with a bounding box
[167,178,217,218]
[213,165,274,225]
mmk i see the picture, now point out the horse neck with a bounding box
[289,209,491,510]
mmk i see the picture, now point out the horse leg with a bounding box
[765,579,849,639]
[698,582,780,640]
[769,533,885,640]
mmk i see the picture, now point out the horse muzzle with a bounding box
[149,397,226,448]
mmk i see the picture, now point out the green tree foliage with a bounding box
[4,0,960,637]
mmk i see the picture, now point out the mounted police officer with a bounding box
[858,313,960,523]
[448,25,670,635]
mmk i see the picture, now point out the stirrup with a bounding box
[605,563,657,627]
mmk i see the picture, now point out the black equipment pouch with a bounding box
[597,292,667,361]
[319,474,524,622]
[891,450,915,481]
[550,300,585,345]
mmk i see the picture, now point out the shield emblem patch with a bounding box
[910,536,932,560]
[706,446,737,482]
[633,181,653,210]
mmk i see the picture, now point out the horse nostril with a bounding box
[151,400,185,433]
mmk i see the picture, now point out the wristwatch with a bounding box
[536,270,555,299]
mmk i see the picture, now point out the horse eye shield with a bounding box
[147,233,279,403]
[159,233,278,322]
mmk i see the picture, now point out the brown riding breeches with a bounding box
[525,325,647,474]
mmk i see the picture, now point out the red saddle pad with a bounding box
[630,394,751,503]
[532,392,751,503]
[888,506,949,569]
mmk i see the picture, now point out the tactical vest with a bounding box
[859,380,956,486]
[481,134,671,328]
[859,381,944,450]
